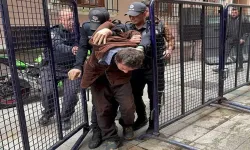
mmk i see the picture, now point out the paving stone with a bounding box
[172,125,210,142]
[235,138,250,150]
[192,115,229,130]
[194,130,246,150]
[160,122,189,136]
[213,120,250,138]
[138,139,182,150]
[190,142,223,150]
[208,108,239,119]
[232,95,250,104]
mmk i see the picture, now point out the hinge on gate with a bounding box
[222,68,229,80]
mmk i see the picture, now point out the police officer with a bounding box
[39,8,80,131]
[67,7,110,149]
[92,2,175,134]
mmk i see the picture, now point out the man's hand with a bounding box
[240,39,245,44]
[93,28,112,45]
[162,47,173,59]
[72,46,78,55]
[129,35,141,44]
[68,69,81,80]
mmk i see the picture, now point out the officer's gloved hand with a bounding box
[68,69,81,80]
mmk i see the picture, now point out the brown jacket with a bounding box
[155,17,175,50]
[81,21,140,88]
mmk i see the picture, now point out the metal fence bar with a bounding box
[0,0,30,149]
[179,3,185,115]
[149,0,160,135]
[42,0,63,140]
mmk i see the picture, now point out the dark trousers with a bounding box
[91,75,135,140]
[40,66,80,122]
[225,41,244,68]
[131,66,165,121]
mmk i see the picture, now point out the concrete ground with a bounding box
[57,85,250,150]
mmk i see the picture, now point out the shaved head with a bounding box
[59,8,73,31]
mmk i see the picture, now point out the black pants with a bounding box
[225,41,244,68]
[130,66,165,121]
[40,66,80,122]
[91,75,135,140]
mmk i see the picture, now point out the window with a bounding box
[76,0,104,7]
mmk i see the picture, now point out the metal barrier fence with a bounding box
[223,4,250,94]
[150,0,224,130]
[0,0,88,150]
[143,0,250,149]
[1,0,250,150]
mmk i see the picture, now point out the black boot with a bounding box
[62,120,71,131]
[39,114,51,126]
[88,126,102,149]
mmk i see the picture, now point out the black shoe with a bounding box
[123,126,134,140]
[105,139,120,150]
[39,115,51,126]
[88,126,102,149]
[62,120,71,131]
[132,117,148,131]
[212,68,219,73]
[237,68,243,72]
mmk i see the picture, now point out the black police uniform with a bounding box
[40,24,80,122]
[125,20,165,127]
[73,21,100,128]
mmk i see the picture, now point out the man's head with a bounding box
[59,8,73,31]
[89,7,110,30]
[125,2,147,25]
[115,47,144,73]
[231,7,239,18]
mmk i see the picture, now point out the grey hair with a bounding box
[115,47,145,69]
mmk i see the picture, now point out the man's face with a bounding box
[60,12,73,31]
[231,9,239,18]
[129,12,146,25]
[116,62,135,73]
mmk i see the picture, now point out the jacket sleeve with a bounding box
[241,17,249,41]
[51,29,73,54]
[74,24,91,70]
[164,22,175,50]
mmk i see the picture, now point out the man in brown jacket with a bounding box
[81,21,144,149]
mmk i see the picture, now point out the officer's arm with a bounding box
[73,25,90,70]
[51,30,73,54]
[164,22,175,50]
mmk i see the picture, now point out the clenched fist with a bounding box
[68,69,81,80]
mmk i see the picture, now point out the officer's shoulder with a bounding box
[81,21,91,30]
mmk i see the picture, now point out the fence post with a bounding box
[0,0,30,149]
[218,5,226,98]
[42,0,63,140]
[149,0,160,135]
[201,5,206,104]
[179,3,185,114]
